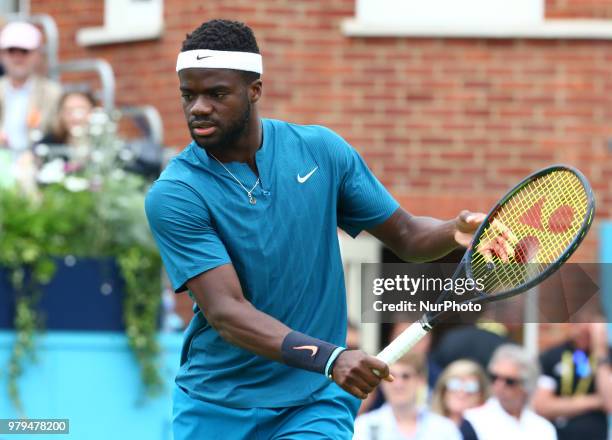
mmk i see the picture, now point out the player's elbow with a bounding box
[206,307,234,335]
[385,226,420,262]
[204,298,249,342]
[393,236,434,263]
[393,218,437,263]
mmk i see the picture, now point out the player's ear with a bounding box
[248,79,262,104]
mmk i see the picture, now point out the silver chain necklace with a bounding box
[209,152,260,205]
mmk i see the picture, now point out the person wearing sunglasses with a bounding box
[462,344,557,440]
[353,353,461,440]
[430,359,490,435]
[0,21,62,159]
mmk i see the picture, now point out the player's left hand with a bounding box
[454,210,486,248]
[330,350,393,400]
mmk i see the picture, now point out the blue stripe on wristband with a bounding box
[325,346,346,379]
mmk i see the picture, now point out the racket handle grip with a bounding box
[376,321,431,365]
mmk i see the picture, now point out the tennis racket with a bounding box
[376,165,595,366]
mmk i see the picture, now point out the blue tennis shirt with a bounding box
[145,118,399,408]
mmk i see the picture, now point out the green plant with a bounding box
[0,110,163,413]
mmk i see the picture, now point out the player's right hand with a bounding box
[330,350,393,399]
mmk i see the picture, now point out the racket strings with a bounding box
[470,170,589,293]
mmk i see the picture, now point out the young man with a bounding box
[145,19,492,439]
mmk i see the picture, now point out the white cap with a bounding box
[0,22,42,50]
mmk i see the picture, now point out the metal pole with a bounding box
[18,0,29,16]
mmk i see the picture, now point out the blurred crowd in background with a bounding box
[0,19,163,190]
[351,318,612,440]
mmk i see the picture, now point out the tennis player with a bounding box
[145,19,494,440]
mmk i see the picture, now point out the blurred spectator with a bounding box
[32,91,99,184]
[359,322,439,416]
[463,344,556,440]
[35,91,96,173]
[353,352,461,440]
[430,360,490,430]
[591,322,612,413]
[40,91,96,147]
[389,322,440,388]
[0,21,61,156]
[430,323,510,375]
[532,320,607,440]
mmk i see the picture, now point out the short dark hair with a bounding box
[182,19,261,83]
[59,90,97,109]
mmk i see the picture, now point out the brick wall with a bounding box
[30,0,611,248]
[29,1,611,246]
[547,0,612,18]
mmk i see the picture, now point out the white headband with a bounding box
[176,49,263,74]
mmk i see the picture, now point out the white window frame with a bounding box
[77,0,163,47]
[343,0,612,39]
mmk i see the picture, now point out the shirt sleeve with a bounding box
[145,179,231,292]
[322,128,399,237]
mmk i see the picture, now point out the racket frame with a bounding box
[376,165,595,365]
[464,164,595,303]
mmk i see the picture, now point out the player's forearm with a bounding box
[390,215,458,262]
[206,296,290,362]
[206,297,348,379]
[368,208,478,263]
[533,392,603,419]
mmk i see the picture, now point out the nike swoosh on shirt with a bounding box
[297,167,318,184]
[293,345,319,357]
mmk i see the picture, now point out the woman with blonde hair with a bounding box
[354,353,461,439]
[431,359,490,429]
